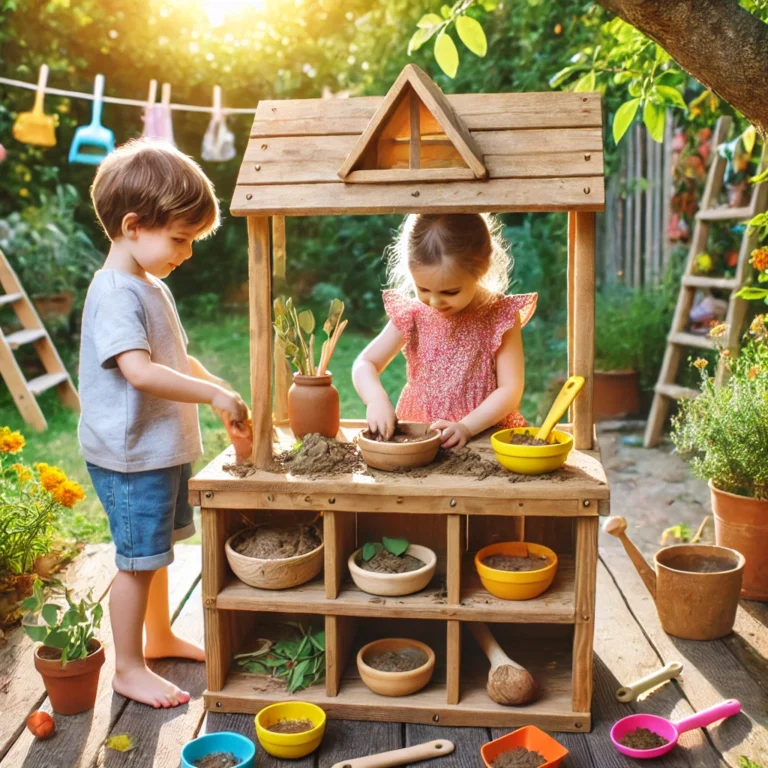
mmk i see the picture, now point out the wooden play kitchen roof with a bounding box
[231,64,604,215]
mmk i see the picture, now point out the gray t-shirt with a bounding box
[78,269,203,472]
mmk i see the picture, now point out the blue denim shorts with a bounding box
[86,462,195,571]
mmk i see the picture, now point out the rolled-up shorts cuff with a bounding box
[114,548,175,572]
[172,521,196,544]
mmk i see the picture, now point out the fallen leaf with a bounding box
[105,734,135,752]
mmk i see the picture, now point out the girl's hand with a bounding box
[367,398,397,440]
[431,420,473,449]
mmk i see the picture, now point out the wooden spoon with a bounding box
[330,740,454,768]
[537,375,585,442]
[468,622,539,705]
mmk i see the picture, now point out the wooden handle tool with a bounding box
[330,739,455,768]
[616,660,683,702]
[603,516,657,598]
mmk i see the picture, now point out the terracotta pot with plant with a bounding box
[274,297,347,439]
[22,577,105,714]
[672,316,768,601]
[348,537,437,597]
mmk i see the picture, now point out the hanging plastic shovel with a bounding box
[13,64,56,147]
[201,85,236,162]
[68,74,115,165]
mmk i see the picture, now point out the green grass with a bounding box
[1,310,558,548]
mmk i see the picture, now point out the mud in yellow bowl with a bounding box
[475,542,558,600]
[490,427,573,475]
[255,701,326,759]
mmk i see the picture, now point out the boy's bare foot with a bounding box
[113,665,190,708]
[144,633,205,661]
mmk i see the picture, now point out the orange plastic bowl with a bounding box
[481,726,569,768]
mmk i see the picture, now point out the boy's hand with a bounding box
[430,420,472,449]
[211,387,249,432]
[367,398,397,440]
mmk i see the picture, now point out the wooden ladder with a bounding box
[644,116,768,447]
[0,247,80,431]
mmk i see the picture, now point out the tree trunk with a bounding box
[598,0,768,136]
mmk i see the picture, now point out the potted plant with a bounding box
[594,285,671,420]
[347,537,437,597]
[225,520,324,590]
[22,577,106,714]
[672,316,768,601]
[273,297,347,438]
[0,184,102,323]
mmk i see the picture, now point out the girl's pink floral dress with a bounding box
[383,290,537,429]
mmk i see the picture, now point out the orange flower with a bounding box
[750,314,767,340]
[34,462,67,492]
[709,322,727,338]
[693,358,708,369]
[750,246,768,272]
[0,427,25,454]
[53,479,85,508]
[11,463,33,483]
[748,366,760,379]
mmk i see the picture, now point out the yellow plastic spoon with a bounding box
[537,375,586,443]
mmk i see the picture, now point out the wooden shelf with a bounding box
[215,555,575,623]
[190,421,609,516]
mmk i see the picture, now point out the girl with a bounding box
[353,213,537,449]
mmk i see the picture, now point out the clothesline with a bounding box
[0,75,258,115]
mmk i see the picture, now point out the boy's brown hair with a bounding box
[90,139,220,241]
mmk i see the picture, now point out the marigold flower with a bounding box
[750,246,768,272]
[34,462,67,492]
[750,314,768,341]
[693,358,708,369]
[696,252,714,273]
[748,366,760,379]
[11,463,33,483]
[53,479,85,508]
[0,427,25,454]
[709,322,728,338]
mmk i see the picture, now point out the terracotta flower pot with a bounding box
[592,369,640,421]
[32,292,75,322]
[710,481,768,601]
[356,638,435,697]
[34,639,105,714]
[288,373,340,439]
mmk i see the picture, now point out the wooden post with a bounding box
[447,620,461,705]
[248,216,273,467]
[446,514,462,605]
[409,91,421,169]
[272,216,286,280]
[273,333,290,423]
[572,212,595,450]
[572,516,597,714]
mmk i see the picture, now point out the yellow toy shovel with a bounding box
[13,64,56,147]
[537,375,586,442]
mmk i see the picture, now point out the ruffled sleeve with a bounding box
[382,290,418,345]
[488,293,538,354]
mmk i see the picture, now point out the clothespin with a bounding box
[161,82,171,109]
[146,79,158,109]
[212,85,223,120]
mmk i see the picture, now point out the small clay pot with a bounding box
[225,526,324,590]
[356,423,441,471]
[32,291,75,322]
[357,638,435,697]
[288,373,340,439]
[348,544,437,597]
[593,369,640,421]
[34,639,105,714]
[710,481,768,601]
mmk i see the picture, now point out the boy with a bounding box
[79,139,249,708]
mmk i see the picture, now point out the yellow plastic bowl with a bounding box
[254,701,326,759]
[475,542,558,600]
[490,427,573,475]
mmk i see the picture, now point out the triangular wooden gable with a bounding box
[338,64,487,182]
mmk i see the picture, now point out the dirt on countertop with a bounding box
[232,524,322,559]
[266,719,315,734]
[482,553,550,572]
[359,549,425,573]
[366,648,428,672]
[491,746,547,768]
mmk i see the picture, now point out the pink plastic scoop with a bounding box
[610,699,741,759]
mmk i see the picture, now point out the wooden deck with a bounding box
[1,536,766,767]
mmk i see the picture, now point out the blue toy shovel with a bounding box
[69,74,115,165]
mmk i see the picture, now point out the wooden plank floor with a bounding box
[1,541,765,767]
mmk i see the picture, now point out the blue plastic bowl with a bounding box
[181,731,256,768]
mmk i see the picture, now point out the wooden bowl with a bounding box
[357,422,441,471]
[225,526,324,590]
[348,544,437,596]
[357,638,435,697]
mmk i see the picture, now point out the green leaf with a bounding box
[643,101,665,142]
[654,45,672,64]
[742,125,757,155]
[573,70,595,93]
[655,70,685,87]
[738,758,761,768]
[549,64,586,89]
[655,85,686,110]
[41,603,59,627]
[323,298,344,337]
[45,629,70,649]
[61,608,79,628]
[382,536,409,557]
[362,541,379,561]
[417,13,443,28]
[455,16,486,57]
[613,71,633,85]
[434,32,459,79]
[310,631,325,651]
[440,4,452,19]
[613,98,640,144]
[408,28,432,55]
[298,310,315,336]
[24,624,48,643]
[735,286,768,300]
[21,595,41,612]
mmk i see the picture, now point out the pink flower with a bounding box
[0,144,6,164]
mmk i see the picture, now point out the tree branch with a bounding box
[597,0,768,135]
